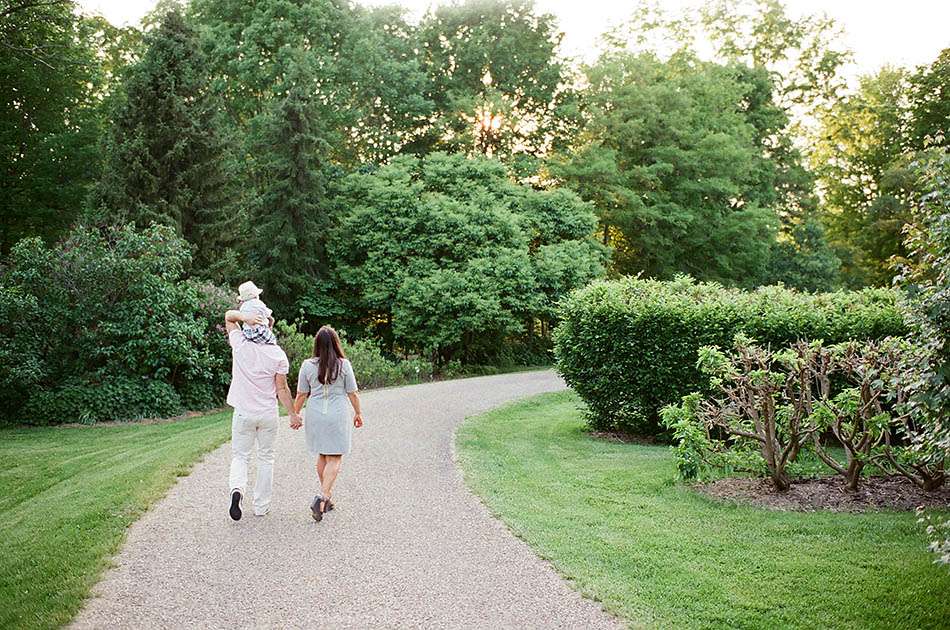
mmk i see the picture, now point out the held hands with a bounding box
[289,412,303,430]
[353,413,364,429]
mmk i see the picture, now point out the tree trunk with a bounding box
[771,468,791,492]
[921,472,946,492]
[845,459,864,492]
[764,442,790,492]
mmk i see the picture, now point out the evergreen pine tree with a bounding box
[245,59,333,316]
[90,8,238,280]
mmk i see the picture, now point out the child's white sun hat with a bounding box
[238,281,263,301]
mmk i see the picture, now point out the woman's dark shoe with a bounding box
[310,495,324,522]
[324,498,334,512]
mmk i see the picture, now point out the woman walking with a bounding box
[294,325,363,521]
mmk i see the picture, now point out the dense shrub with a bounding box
[553,276,908,435]
[0,225,232,425]
[273,321,316,391]
[274,321,438,393]
[345,340,436,390]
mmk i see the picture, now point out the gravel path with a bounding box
[70,370,620,629]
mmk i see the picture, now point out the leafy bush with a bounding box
[0,224,232,425]
[809,339,945,491]
[272,321,313,391]
[274,321,437,393]
[898,148,950,559]
[345,338,435,390]
[554,275,908,435]
[22,377,184,426]
[662,337,945,492]
[184,282,235,406]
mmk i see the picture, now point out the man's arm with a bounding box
[224,309,264,333]
[275,373,302,429]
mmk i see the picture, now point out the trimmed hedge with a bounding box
[552,276,909,435]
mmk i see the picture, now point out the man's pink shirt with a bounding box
[226,330,290,418]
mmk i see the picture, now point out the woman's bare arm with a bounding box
[294,391,309,415]
[348,391,363,427]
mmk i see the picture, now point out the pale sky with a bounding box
[79,0,949,77]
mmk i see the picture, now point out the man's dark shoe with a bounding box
[229,490,243,521]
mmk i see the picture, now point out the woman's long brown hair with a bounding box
[312,325,346,384]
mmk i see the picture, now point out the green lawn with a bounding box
[0,412,232,630]
[457,391,950,629]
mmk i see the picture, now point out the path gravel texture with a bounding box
[70,370,621,629]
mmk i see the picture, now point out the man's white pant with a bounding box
[229,410,278,516]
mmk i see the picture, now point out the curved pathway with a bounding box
[71,370,620,629]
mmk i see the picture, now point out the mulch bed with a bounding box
[696,475,950,512]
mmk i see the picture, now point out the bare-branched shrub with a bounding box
[685,337,826,491]
[664,336,946,492]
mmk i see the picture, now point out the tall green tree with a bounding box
[812,67,915,286]
[907,48,949,150]
[89,8,238,280]
[189,0,351,131]
[697,0,850,289]
[244,59,334,318]
[0,0,103,251]
[554,51,777,285]
[600,0,844,288]
[765,219,842,292]
[812,48,950,287]
[699,0,852,127]
[330,152,606,363]
[609,0,851,146]
[415,0,577,169]
[731,63,841,289]
[337,4,434,164]
[189,0,431,167]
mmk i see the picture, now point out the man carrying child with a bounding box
[224,281,302,521]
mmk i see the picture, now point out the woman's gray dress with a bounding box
[298,358,358,456]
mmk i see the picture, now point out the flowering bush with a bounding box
[918,507,950,568]
[662,338,826,490]
[896,148,950,484]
